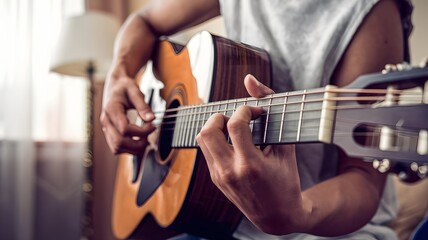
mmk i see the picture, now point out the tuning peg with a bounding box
[396,62,412,71]
[382,64,398,74]
[410,162,419,172]
[382,62,412,74]
[372,159,391,173]
[418,164,428,178]
[404,162,427,180]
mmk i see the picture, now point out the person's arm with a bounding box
[101,0,220,155]
[197,0,404,236]
[297,0,404,235]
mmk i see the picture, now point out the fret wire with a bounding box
[172,110,178,146]
[223,101,230,141]
[178,108,184,147]
[296,90,306,141]
[176,109,182,147]
[182,108,190,147]
[193,105,199,146]
[184,107,190,147]
[188,106,195,147]
[193,106,200,145]
[193,106,199,146]
[263,97,273,143]
[216,101,221,114]
[195,105,204,145]
[176,109,181,147]
[251,98,259,134]
[182,108,188,147]
[191,106,196,146]
[279,92,288,142]
[228,99,238,144]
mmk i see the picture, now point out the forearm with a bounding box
[110,14,157,80]
[300,165,386,236]
[109,0,220,80]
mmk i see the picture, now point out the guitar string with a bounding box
[155,87,423,115]
[149,94,424,131]
[152,93,423,121]
[165,87,418,113]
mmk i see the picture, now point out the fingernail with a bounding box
[143,112,154,121]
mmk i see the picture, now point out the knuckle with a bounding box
[116,123,127,135]
[240,165,261,181]
[209,171,219,187]
[199,126,213,139]
[211,169,241,191]
[111,144,121,155]
[227,118,244,134]
[104,103,117,114]
[99,113,107,125]
[111,138,125,154]
[219,170,239,188]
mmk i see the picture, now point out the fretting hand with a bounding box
[196,74,312,234]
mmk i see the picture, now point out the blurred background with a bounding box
[0,0,427,240]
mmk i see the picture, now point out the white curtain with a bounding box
[0,1,85,240]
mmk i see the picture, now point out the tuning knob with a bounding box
[418,164,428,178]
[382,62,412,74]
[372,159,391,173]
[382,64,397,74]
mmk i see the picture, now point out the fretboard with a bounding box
[169,86,337,148]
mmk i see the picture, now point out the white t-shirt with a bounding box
[218,0,413,239]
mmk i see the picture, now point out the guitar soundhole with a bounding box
[158,99,179,161]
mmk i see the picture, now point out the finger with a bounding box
[196,134,216,177]
[104,102,131,136]
[101,113,150,155]
[104,99,156,138]
[196,113,233,166]
[244,74,275,98]
[227,105,263,158]
[115,137,149,155]
[196,115,233,188]
[124,123,156,138]
[126,82,155,122]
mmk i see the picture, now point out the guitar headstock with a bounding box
[332,61,428,182]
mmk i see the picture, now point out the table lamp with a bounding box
[49,11,120,239]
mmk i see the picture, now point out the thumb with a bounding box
[244,74,274,98]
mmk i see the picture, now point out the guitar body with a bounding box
[112,31,272,239]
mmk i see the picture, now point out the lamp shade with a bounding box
[50,11,120,80]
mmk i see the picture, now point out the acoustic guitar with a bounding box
[112,31,428,239]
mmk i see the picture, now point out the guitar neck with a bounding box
[170,85,338,148]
